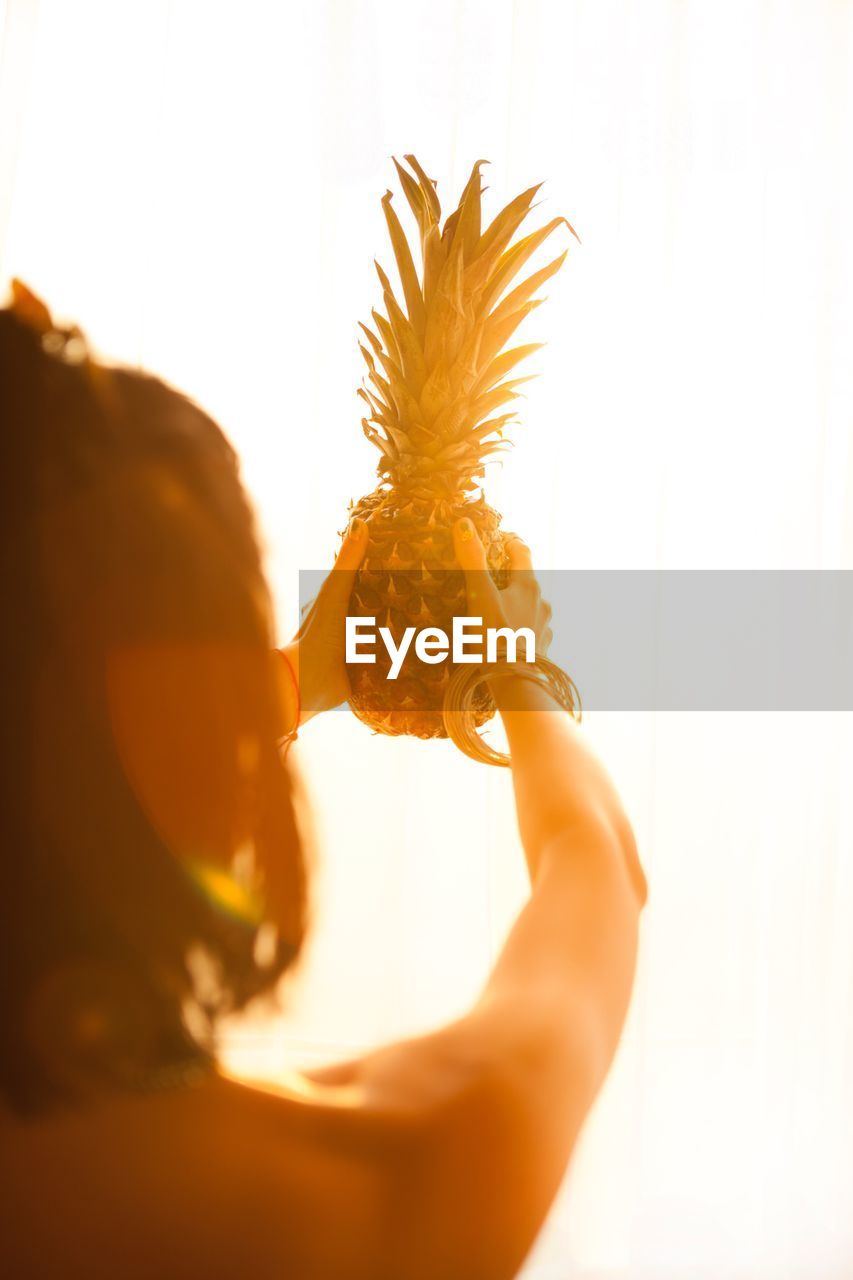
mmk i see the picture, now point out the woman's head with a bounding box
[0,293,307,1113]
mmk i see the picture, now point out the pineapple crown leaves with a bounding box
[358,156,578,494]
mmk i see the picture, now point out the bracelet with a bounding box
[276,648,301,757]
[442,656,582,767]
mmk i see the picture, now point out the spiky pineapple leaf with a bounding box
[424,248,465,370]
[358,341,375,371]
[454,159,488,261]
[377,277,428,394]
[441,205,462,249]
[381,191,426,339]
[478,183,543,261]
[468,411,518,443]
[432,395,469,439]
[470,382,523,423]
[472,344,544,397]
[403,154,441,223]
[365,369,395,414]
[421,223,445,308]
[488,250,567,326]
[419,358,452,423]
[479,300,542,369]
[358,321,383,355]
[362,418,400,458]
[392,157,431,240]
[358,385,393,427]
[477,438,514,460]
[371,308,401,365]
[484,217,574,311]
[374,349,420,423]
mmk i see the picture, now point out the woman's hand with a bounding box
[277,518,367,730]
[452,517,552,651]
[452,517,553,694]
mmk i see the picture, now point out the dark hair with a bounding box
[0,306,307,1114]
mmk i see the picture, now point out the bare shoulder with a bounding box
[0,1071,405,1280]
[0,997,604,1280]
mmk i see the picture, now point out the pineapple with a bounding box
[346,156,576,739]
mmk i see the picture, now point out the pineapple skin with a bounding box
[347,488,508,738]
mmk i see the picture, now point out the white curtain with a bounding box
[2,1,852,1275]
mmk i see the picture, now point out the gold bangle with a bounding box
[443,657,582,767]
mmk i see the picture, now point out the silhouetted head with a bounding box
[0,291,307,1113]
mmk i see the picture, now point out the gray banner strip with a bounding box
[299,570,853,711]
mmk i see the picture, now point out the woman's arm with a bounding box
[293,520,645,1279]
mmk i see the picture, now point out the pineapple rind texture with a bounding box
[348,488,508,739]
[347,156,573,739]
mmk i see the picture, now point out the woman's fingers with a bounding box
[335,517,369,573]
[315,517,368,611]
[505,536,533,572]
[453,517,488,570]
[294,518,367,641]
[453,518,504,626]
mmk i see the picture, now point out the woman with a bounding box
[0,288,645,1279]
